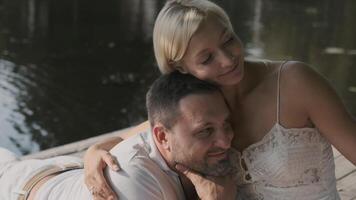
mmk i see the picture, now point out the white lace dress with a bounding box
[234,62,340,200]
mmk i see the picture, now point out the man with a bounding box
[0,72,237,200]
[106,71,238,200]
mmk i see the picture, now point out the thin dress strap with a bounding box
[276,61,289,124]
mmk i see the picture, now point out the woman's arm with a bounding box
[84,120,150,200]
[284,62,356,165]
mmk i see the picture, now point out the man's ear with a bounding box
[152,123,171,151]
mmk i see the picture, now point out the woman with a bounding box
[84,0,356,199]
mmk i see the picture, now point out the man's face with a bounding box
[167,92,236,176]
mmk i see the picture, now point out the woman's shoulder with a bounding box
[265,60,321,82]
[267,60,331,99]
[246,59,313,75]
[246,59,326,94]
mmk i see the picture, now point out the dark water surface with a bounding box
[0,0,355,155]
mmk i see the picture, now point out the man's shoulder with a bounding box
[109,131,152,164]
[105,152,182,200]
[108,131,169,182]
[105,132,184,200]
[106,158,182,200]
[113,157,166,182]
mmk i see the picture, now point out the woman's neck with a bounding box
[220,61,255,110]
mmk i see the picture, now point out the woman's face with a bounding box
[180,15,245,86]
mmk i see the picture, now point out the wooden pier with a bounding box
[333,148,356,199]
[22,129,356,199]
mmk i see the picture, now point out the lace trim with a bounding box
[240,123,326,162]
[236,123,331,188]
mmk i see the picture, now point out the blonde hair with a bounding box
[153,0,234,74]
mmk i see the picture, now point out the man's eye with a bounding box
[202,54,213,65]
[198,128,213,138]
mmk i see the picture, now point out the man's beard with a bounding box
[172,146,238,177]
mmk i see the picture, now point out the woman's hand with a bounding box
[176,164,237,200]
[84,145,120,200]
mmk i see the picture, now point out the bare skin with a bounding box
[84,11,356,200]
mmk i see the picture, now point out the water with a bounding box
[0,0,355,155]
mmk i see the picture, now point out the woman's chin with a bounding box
[218,66,244,86]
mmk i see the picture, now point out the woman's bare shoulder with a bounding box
[251,60,316,82]
[248,60,311,75]
[269,60,322,84]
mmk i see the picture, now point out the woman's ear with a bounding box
[169,60,188,74]
[175,66,188,74]
[152,124,171,150]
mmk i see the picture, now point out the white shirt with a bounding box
[0,153,90,200]
[106,130,186,200]
[0,130,185,200]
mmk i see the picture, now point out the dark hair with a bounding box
[146,71,220,129]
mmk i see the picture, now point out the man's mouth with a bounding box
[207,150,228,159]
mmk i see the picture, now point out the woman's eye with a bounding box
[201,54,213,65]
[224,36,234,45]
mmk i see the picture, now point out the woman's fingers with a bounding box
[84,147,118,200]
[92,180,117,200]
[85,166,118,200]
[175,164,204,184]
[102,152,120,171]
[175,163,237,200]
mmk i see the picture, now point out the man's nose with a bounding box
[215,129,233,149]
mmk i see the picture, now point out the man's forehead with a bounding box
[179,93,215,109]
[177,92,227,122]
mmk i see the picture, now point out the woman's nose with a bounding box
[217,49,235,68]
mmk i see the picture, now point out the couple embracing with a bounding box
[1,0,355,199]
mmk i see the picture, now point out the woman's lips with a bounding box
[219,61,240,77]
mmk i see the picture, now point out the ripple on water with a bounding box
[0,59,40,155]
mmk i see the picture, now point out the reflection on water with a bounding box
[0,59,40,155]
[0,0,355,155]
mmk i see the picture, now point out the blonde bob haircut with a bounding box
[153,0,234,74]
